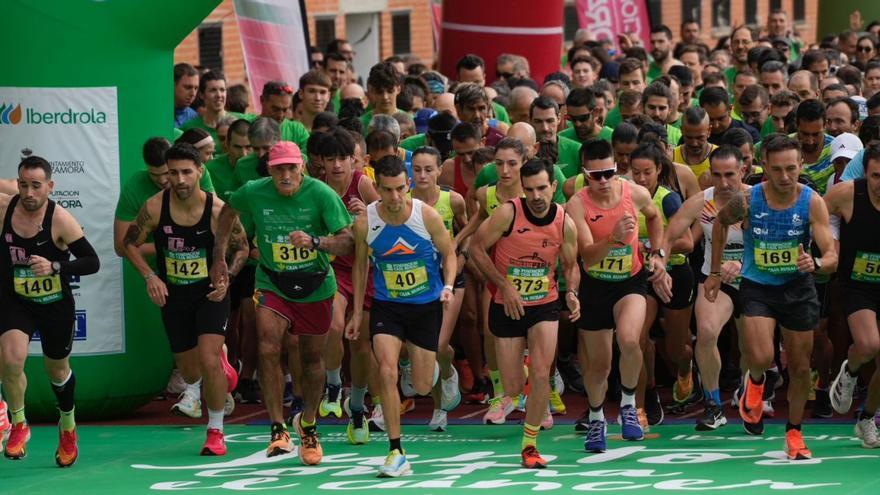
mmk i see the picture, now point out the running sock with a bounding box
[785,422,802,432]
[51,369,76,413]
[300,416,317,429]
[207,409,224,432]
[588,404,605,422]
[11,406,25,425]
[620,386,636,408]
[326,368,342,387]
[489,369,504,397]
[389,437,402,453]
[59,407,76,431]
[704,388,721,406]
[350,386,368,412]
[522,422,540,450]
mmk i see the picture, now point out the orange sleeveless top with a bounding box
[492,198,565,306]
[577,178,643,281]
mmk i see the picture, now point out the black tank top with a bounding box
[1,196,73,308]
[153,190,215,299]
[839,179,880,290]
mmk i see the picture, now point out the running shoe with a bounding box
[521,445,548,469]
[220,351,239,393]
[429,409,448,432]
[286,396,304,427]
[549,388,567,415]
[672,370,694,404]
[440,367,462,411]
[283,382,294,407]
[645,387,664,426]
[400,398,416,414]
[514,393,527,412]
[637,408,649,433]
[399,362,416,398]
[456,360,474,392]
[466,377,491,404]
[584,419,607,453]
[224,393,235,417]
[695,403,728,431]
[812,389,833,419]
[575,409,589,432]
[541,406,554,430]
[0,400,10,444]
[200,428,226,456]
[618,405,644,441]
[855,416,879,448]
[483,396,514,425]
[171,388,202,418]
[553,367,566,395]
[369,404,386,432]
[830,360,858,414]
[556,355,585,395]
[4,423,30,459]
[292,412,322,466]
[784,428,812,460]
[346,404,370,445]
[167,368,187,395]
[266,422,292,457]
[55,426,78,467]
[738,374,765,425]
[378,449,411,477]
[731,381,745,408]
[319,384,343,418]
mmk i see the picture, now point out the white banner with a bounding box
[0,87,123,355]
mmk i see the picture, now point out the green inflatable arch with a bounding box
[3,0,220,420]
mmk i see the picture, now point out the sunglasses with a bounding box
[569,113,593,123]
[497,71,514,79]
[859,46,874,53]
[585,166,617,181]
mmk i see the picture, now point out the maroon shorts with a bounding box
[253,290,333,336]
[334,268,374,312]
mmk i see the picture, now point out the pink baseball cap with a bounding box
[267,141,304,167]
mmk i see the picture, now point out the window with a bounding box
[770,0,782,11]
[682,0,701,27]
[198,23,223,72]
[794,0,805,22]
[647,0,662,27]
[712,0,730,29]
[315,18,335,53]
[392,12,411,55]
[745,0,758,26]
[564,3,579,41]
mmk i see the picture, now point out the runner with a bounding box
[470,158,580,468]
[705,134,837,459]
[211,141,354,466]
[825,142,880,447]
[0,155,101,466]
[344,154,457,477]
[565,138,670,453]
[410,146,467,431]
[317,128,380,447]
[122,143,248,455]
[661,145,750,430]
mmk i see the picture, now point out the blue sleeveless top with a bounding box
[741,183,812,286]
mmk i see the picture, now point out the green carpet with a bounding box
[2,424,878,493]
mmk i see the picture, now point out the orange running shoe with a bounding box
[293,412,323,466]
[738,374,765,425]
[4,423,30,460]
[55,426,78,467]
[785,428,812,460]
[400,398,416,415]
[266,422,292,457]
[520,445,548,469]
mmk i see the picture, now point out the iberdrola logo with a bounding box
[0,103,23,125]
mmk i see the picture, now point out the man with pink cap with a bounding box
[212,141,354,466]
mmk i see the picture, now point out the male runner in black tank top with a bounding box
[123,143,249,456]
[825,142,880,448]
[0,156,100,466]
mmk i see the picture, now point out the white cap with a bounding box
[830,133,863,162]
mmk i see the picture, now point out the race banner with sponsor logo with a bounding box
[575,0,652,54]
[0,86,123,355]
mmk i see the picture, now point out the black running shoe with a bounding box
[645,388,665,426]
[575,409,590,432]
[812,389,833,419]
[696,404,728,431]
[742,416,764,435]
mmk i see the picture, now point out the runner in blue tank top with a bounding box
[705,135,837,460]
[345,154,457,478]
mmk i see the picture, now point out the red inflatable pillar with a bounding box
[439,0,564,86]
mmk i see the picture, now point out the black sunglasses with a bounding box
[858,46,874,53]
[497,71,514,79]
[569,114,593,123]
[585,167,617,181]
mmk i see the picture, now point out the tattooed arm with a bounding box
[122,196,161,279]
[210,202,241,291]
[225,218,250,277]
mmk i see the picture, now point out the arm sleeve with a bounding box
[60,237,100,276]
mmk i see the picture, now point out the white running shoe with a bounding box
[399,363,416,398]
[171,386,202,418]
[223,393,235,417]
[377,449,411,477]
[830,360,858,414]
[440,367,462,411]
[167,368,187,395]
[429,409,448,431]
[553,368,565,396]
[856,417,879,448]
[369,404,386,432]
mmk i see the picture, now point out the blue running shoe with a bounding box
[377,449,412,477]
[618,405,644,441]
[584,419,607,453]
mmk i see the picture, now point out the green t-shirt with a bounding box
[400,133,426,152]
[115,169,215,221]
[359,109,375,134]
[206,154,238,203]
[280,119,310,150]
[760,115,775,138]
[473,163,568,205]
[557,135,583,178]
[228,176,352,302]
[647,61,663,82]
[605,106,622,129]
[331,90,341,115]
[232,153,262,189]
[666,124,682,146]
[558,125,613,144]
[492,101,510,125]
[179,111,253,146]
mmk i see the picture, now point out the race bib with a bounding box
[271,243,318,269]
[507,266,550,302]
[754,240,797,274]
[722,248,744,285]
[380,260,429,298]
[587,245,633,281]
[13,266,62,304]
[852,251,880,283]
[165,249,208,285]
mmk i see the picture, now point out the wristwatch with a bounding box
[650,248,666,259]
[51,261,62,274]
[311,235,321,250]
